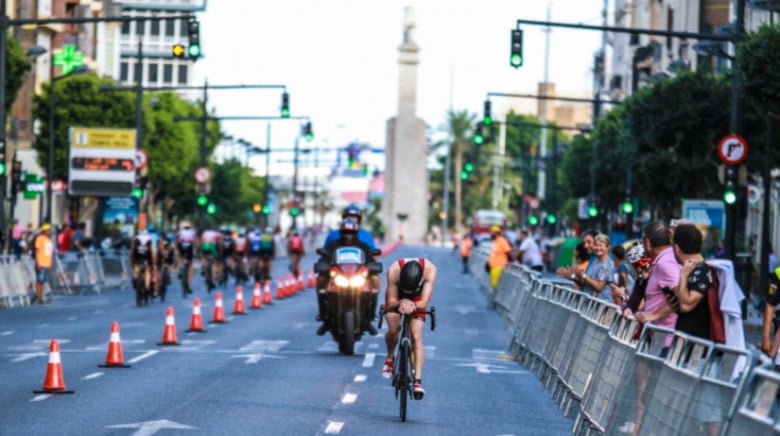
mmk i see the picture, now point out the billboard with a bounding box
[68,127,136,196]
[682,199,725,257]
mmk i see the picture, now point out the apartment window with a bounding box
[165,19,175,37]
[120,62,129,82]
[178,64,188,84]
[180,18,189,37]
[136,20,145,36]
[151,20,160,36]
[121,20,130,35]
[148,64,159,84]
[163,64,173,83]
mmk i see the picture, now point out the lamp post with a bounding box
[46,64,90,225]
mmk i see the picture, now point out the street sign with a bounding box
[135,149,148,170]
[51,179,66,193]
[68,127,137,197]
[195,167,210,184]
[53,44,84,75]
[717,134,748,165]
[23,173,44,199]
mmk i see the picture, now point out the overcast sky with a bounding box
[193,0,605,174]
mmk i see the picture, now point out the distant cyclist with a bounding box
[381,257,437,400]
[176,222,197,296]
[146,225,161,297]
[130,227,156,306]
[232,229,249,284]
[200,228,223,292]
[220,227,235,286]
[287,228,304,276]
[256,227,276,283]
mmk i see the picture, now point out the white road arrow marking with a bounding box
[454,362,528,375]
[2,330,15,336]
[230,353,281,364]
[127,350,158,364]
[239,340,289,352]
[324,421,344,434]
[82,372,104,380]
[106,419,196,436]
[341,393,358,404]
[362,353,375,368]
[454,304,477,314]
[11,352,47,362]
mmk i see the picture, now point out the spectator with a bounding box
[573,234,615,302]
[59,223,74,253]
[575,242,590,272]
[614,244,652,317]
[33,223,53,305]
[71,222,88,253]
[762,266,780,366]
[516,229,544,272]
[459,233,472,274]
[486,225,513,290]
[634,221,679,344]
[769,243,778,275]
[556,229,598,288]
[613,244,628,288]
[10,219,25,259]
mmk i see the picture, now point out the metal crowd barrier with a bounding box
[475,261,772,435]
[0,256,33,307]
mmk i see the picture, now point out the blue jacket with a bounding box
[323,228,375,250]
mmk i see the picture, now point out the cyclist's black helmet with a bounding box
[339,218,359,243]
[398,260,424,296]
[342,204,362,224]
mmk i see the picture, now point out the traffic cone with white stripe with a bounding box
[262,279,273,305]
[157,307,181,346]
[211,292,228,323]
[250,283,263,309]
[276,277,285,300]
[233,286,247,315]
[34,340,74,394]
[99,322,130,367]
[307,269,315,288]
[186,298,207,333]
[297,274,305,292]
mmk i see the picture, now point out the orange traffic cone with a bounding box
[262,280,273,305]
[211,292,228,323]
[99,322,130,368]
[34,340,74,394]
[307,269,315,288]
[297,274,305,292]
[276,277,285,300]
[186,298,207,333]
[233,286,247,315]
[157,307,181,346]
[250,283,263,309]
[286,274,295,296]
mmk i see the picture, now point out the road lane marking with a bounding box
[324,421,344,434]
[11,352,47,362]
[83,372,104,380]
[107,419,195,435]
[341,393,357,404]
[30,394,51,402]
[67,316,78,321]
[354,374,367,383]
[127,350,158,364]
[362,353,375,368]
[239,340,288,352]
[368,343,379,349]
[2,330,14,336]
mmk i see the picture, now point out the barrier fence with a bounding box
[470,246,778,435]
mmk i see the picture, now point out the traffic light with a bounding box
[510,29,523,68]
[0,161,6,177]
[172,43,186,58]
[303,122,313,142]
[197,194,208,206]
[289,205,300,217]
[281,92,290,118]
[131,188,143,199]
[527,215,539,226]
[460,170,468,180]
[546,213,557,225]
[723,166,737,205]
[262,204,271,215]
[588,205,599,218]
[483,100,492,126]
[10,160,21,197]
[621,200,634,215]
[253,203,261,214]
[206,203,216,215]
[464,162,474,173]
[473,122,484,145]
[186,17,201,59]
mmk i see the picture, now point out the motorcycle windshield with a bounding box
[334,247,365,265]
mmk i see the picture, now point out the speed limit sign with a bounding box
[194,167,210,184]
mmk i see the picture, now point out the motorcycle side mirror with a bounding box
[371,249,382,257]
[316,248,329,257]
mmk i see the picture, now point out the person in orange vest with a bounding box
[460,233,472,274]
[487,225,513,289]
[33,224,54,305]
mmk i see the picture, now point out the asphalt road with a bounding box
[0,245,572,435]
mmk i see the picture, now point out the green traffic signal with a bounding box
[261,205,271,215]
[197,194,208,206]
[723,189,737,205]
[206,203,216,214]
[304,132,313,142]
[588,205,598,218]
[527,215,539,226]
[546,214,557,225]
[0,162,7,176]
[473,133,484,145]
[510,54,523,68]
[289,207,300,217]
[621,201,634,215]
[131,188,143,199]
[187,43,201,58]
[460,171,468,180]
[464,163,474,172]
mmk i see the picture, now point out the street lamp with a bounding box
[46,65,90,224]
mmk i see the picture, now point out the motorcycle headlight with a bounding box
[349,275,366,288]
[333,275,350,287]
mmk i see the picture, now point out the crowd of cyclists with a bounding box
[128,221,304,307]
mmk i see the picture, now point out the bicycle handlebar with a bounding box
[378,304,436,332]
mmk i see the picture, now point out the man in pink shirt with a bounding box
[10,219,26,259]
[635,221,680,350]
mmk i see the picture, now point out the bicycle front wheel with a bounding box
[398,342,410,422]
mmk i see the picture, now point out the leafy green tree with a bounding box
[432,109,477,232]
[738,24,780,118]
[5,34,32,112]
[206,158,265,226]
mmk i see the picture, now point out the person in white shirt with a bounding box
[516,229,544,272]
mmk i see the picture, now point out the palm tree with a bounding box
[433,109,477,235]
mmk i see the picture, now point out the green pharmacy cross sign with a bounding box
[53,45,85,75]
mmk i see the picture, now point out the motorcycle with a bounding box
[315,246,383,355]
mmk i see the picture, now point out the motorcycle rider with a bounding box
[382,257,438,400]
[316,217,379,336]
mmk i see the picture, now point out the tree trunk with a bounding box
[454,146,463,235]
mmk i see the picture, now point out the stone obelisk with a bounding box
[383,7,428,243]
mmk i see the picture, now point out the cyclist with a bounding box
[317,205,380,330]
[158,233,177,302]
[381,257,437,400]
[287,228,304,277]
[219,227,235,286]
[200,227,223,292]
[130,227,156,306]
[176,222,197,296]
[255,227,276,283]
[233,229,249,284]
[147,225,161,298]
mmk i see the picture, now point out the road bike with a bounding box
[378,304,436,422]
[180,258,193,297]
[133,262,149,307]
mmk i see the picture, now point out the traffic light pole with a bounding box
[0,0,8,242]
[291,132,301,229]
[198,81,209,231]
[263,122,271,229]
